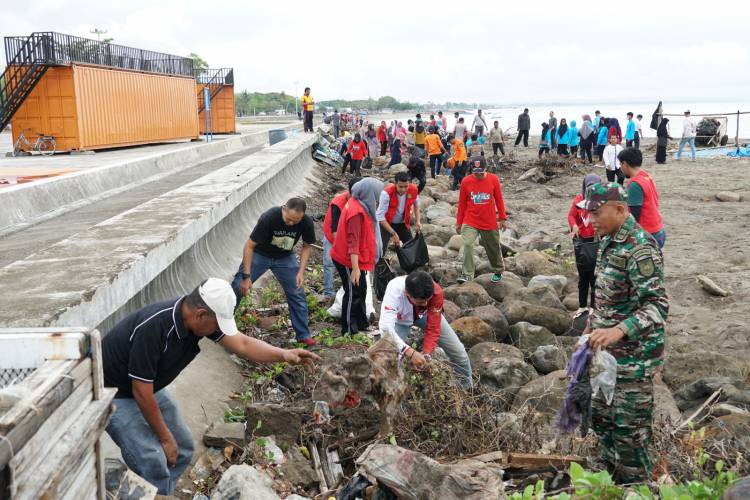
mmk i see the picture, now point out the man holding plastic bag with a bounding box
[582,183,668,484]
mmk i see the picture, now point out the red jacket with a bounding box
[346,140,367,160]
[457,174,507,230]
[630,170,664,234]
[608,126,622,144]
[416,282,444,355]
[384,183,418,229]
[377,126,387,142]
[568,194,596,239]
[323,191,349,244]
[331,198,376,271]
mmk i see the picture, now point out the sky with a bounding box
[2,0,748,105]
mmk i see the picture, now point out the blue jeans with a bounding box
[232,252,311,340]
[677,137,696,160]
[652,229,666,249]
[394,314,473,388]
[106,390,193,495]
[323,238,335,297]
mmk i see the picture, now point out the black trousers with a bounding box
[381,222,412,252]
[557,144,569,156]
[492,143,505,155]
[634,132,641,149]
[626,139,634,148]
[429,154,442,178]
[577,264,596,308]
[304,111,313,132]
[409,167,427,192]
[350,159,362,176]
[570,145,579,156]
[334,261,369,334]
[596,145,606,160]
[380,141,387,156]
[606,168,625,184]
[581,142,593,163]
[515,130,529,146]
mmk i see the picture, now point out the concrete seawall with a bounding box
[0,132,318,331]
[0,123,301,235]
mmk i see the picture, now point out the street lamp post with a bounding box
[90,28,107,41]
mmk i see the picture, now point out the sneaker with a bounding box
[491,273,503,283]
[457,276,469,284]
[299,337,317,347]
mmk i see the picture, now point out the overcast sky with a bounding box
[2,0,748,104]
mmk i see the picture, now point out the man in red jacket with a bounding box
[376,171,422,251]
[322,177,361,297]
[456,156,507,284]
[618,148,666,248]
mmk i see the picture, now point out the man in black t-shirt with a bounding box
[102,278,319,495]
[231,197,317,345]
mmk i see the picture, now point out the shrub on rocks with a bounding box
[451,316,495,348]
[527,275,568,296]
[508,321,557,355]
[501,300,572,334]
[443,282,494,309]
[465,305,510,342]
[474,272,524,302]
[510,285,566,310]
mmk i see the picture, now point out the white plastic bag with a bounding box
[590,348,617,405]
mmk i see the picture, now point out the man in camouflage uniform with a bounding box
[583,182,669,483]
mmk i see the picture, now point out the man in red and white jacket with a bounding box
[456,156,507,284]
[376,171,422,251]
[378,271,472,388]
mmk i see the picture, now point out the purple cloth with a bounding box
[557,342,593,434]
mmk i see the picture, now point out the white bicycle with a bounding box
[13,129,56,157]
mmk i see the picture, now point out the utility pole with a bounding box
[90,28,107,41]
[294,80,299,116]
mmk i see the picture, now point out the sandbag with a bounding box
[396,232,429,272]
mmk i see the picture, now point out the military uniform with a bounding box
[584,183,669,483]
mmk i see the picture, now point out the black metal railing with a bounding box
[195,68,233,85]
[4,32,195,77]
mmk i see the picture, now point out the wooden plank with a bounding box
[10,377,92,479]
[309,440,328,492]
[15,392,115,500]
[472,450,507,463]
[69,357,93,386]
[0,331,88,368]
[88,329,106,500]
[58,447,96,500]
[506,452,584,468]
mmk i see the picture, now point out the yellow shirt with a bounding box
[414,129,426,145]
[300,95,313,112]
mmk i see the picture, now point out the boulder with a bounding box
[203,420,247,448]
[425,204,452,222]
[427,245,448,261]
[673,376,745,411]
[446,234,464,251]
[510,286,566,310]
[430,263,462,286]
[211,464,279,500]
[442,300,461,323]
[527,275,568,296]
[511,370,568,416]
[715,191,742,202]
[501,300,573,334]
[419,195,436,210]
[474,272,524,302]
[468,343,536,405]
[663,351,746,390]
[278,447,318,490]
[451,317,494,348]
[723,476,750,500]
[696,275,731,297]
[514,251,560,277]
[468,342,525,369]
[443,282,494,309]
[433,190,460,204]
[420,224,454,245]
[373,155,389,167]
[465,305,510,342]
[432,216,458,228]
[508,322,557,355]
[425,234,446,247]
[388,163,408,175]
[530,345,566,374]
[562,293,580,311]
[653,380,682,426]
[518,231,560,252]
[245,403,302,446]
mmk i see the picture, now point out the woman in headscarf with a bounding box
[656,118,670,164]
[365,124,379,164]
[556,118,570,156]
[538,123,551,158]
[568,120,580,157]
[579,115,595,163]
[568,173,601,309]
[607,117,622,144]
[377,121,388,156]
[330,177,384,335]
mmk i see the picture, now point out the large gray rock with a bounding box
[563,293,580,311]
[433,190,460,204]
[425,234,446,247]
[465,305,510,342]
[468,343,536,406]
[419,195,436,210]
[653,380,682,426]
[442,300,461,323]
[469,342,525,368]
[432,216,458,228]
[508,322,557,355]
[527,275,568,296]
[430,262,462,286]
[388,163,408,175]
[474,272,524,302]
[501,300,573,334]
[510,286,566,310]
[514,251,560,277]
[446,234,464,251]
[443,282,494,309]
[425,204,452,222]
[427,245,448,261]
[203,420,247,448]
[530,345,566,374]
[278,447,318,490]
[245,403,302,446]
[451,316,494,348]
[518,230,559,252]
[673,376,745,411]
[663,351,746,390]
[723,476,750,500]
[211,464,279,500]
[420,224,454,245]
[511,370,568,417]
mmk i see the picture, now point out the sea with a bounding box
[430,101,750,140]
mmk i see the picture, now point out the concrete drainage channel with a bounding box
[0,131,318,332]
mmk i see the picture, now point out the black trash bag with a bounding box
[396,232,429,272]
[337,474,372,500]
[374,257,396,301]
[573,237,598,270]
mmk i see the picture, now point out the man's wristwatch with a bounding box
[241,272,251,280]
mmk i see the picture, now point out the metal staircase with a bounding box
[0,34,52,132]
[196,68,233,113]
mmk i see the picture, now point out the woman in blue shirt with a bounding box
[624,112,637,148]
[596,118,610,161]
[556,118,570,157]
[568,120,580,157]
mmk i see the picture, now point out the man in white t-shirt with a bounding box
[603,135,625,184]
[379,271,472,388]
[472,109,488,137]
[676,110,697,161]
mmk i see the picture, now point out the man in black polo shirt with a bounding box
[103,278,318,495]
[231,197,317,346]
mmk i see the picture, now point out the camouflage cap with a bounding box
[583,182,628,211]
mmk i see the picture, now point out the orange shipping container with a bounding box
[11,64,199,152]
[198,84,236,134]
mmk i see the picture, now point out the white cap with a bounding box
[199,278,239,336]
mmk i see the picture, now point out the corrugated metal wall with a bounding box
[198,84,236,134]
[74,65,199,150]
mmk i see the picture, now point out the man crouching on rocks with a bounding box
[102,278,320,495]
[378,270,472,388]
